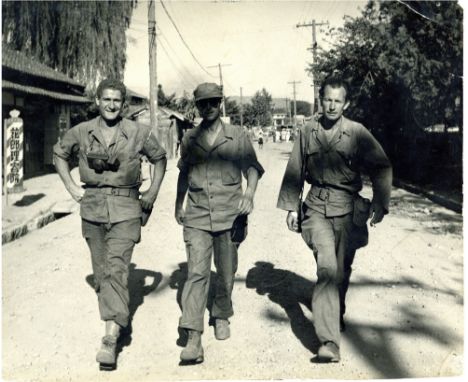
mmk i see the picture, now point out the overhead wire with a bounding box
[157,35,197,89]
[159,0,215,78]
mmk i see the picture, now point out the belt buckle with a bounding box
[111,188,117,195]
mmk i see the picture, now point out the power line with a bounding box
[157,35,197,89]
[159,0,215,77]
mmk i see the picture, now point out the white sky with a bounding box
[124,0,368,102]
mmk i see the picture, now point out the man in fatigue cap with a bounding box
[175,82,264,364]
[54,79,167,369]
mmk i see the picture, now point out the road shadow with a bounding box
[13,193,45,206]
[86,263,162,353]
[245,261,320,354]
[339,302,460,378]
[389,191,462,236]
[169,262,220,346]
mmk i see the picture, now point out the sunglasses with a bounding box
[197,98,221,108]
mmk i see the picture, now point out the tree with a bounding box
[176,91,197,121]
[308,0,462,134]
[158,84,177,109]
[291,100,312,117]
[2,1,135,91]
[307,0,463,194]
[249,88,273,126]
[224,98,241,125]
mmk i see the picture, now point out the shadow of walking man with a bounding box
[86,263,162,353]
[246,261,320,354]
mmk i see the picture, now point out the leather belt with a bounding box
[311,186,354,201]
[85,187,140,199]
[311,187,329,201]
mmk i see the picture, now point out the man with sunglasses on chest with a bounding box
[277,76,392,363]
[175,82,264,364]
[53,79,167,369]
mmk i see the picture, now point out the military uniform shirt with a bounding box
[54,116,166,223]
[178,122,264,232]
[277,116,392,216]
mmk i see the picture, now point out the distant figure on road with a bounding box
[53,79,167,370]
[258,131,264,149]
[175,82,264,364]
[277,75,392,363]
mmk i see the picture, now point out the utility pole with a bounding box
[288,81,300,129]
[240,87,244,128]
[207,63,231,118]
[148,1,164,155]
[285,98,291,124]
[296,20,328,114]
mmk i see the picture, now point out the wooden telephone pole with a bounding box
[207,63,231,118]
[148,0,160,145]
[296,20,328,114]
[288,81,300,129]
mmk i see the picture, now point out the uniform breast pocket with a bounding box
[218,141,241,161]
[336,149,357,181]
[305,146,321,176]
[221,163,241,185]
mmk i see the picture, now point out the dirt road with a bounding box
[2,141,463,381]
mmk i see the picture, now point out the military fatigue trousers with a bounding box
[301,208,356,346]
[179,226,240,333]
[82,218,141,328]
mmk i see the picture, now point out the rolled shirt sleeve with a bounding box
[240,129,265,178]
[142,130,167,163]
[357,126,393,212]
[53,126,80,161]
[277,127,305,212]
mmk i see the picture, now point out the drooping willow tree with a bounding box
[2,0,136,91]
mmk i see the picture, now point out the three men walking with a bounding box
[55,76,390,368]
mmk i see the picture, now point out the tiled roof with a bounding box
[2,43,84,88]
[2,80,89,103]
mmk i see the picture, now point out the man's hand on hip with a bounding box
[69,184,85,203]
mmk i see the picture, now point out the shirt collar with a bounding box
[88,116,129,141]
[313,115,351,137]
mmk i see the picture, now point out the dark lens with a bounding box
[208,99,220,107]
[198,98,219,108]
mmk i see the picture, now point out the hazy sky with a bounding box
[124,0,368,102]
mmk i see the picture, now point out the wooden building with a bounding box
[2,43,89,179]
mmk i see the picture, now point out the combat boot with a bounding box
[214,318,230,340]
[96,335,117,369]
[180,330,204,364]
[318,341,340,363]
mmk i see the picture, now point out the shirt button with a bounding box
[210,195,213,199]
[209,182,213,186]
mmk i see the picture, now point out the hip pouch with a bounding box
[353,195,371,227]
[231,214,248,244]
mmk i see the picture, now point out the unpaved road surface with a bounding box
[2,141,463,381]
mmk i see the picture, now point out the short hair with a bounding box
[319,76,350,100]
[96,79,127,99]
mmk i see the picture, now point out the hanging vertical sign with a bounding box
[5,109,24,192]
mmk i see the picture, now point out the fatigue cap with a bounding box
[194,82,223,102]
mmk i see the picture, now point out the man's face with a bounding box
[321,85,349,122]
[96,88,124,122]
[196,98,221,122]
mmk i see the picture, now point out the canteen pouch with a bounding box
[353,195,371,227]
[141,207,153,227]
[231,214,248,244]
